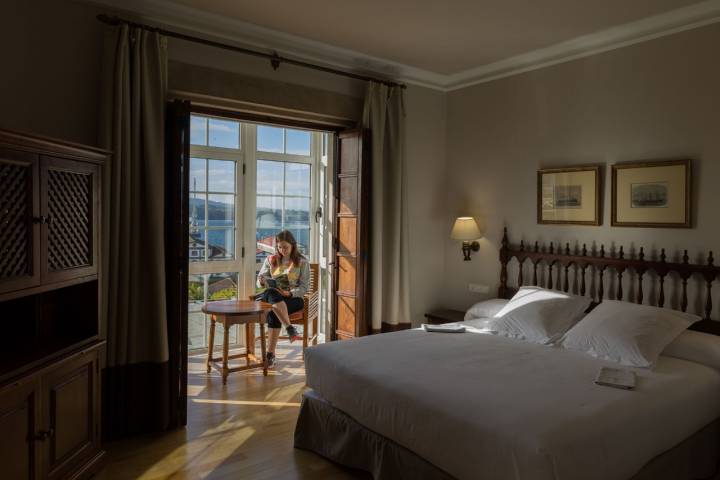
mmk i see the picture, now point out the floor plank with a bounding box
[96,344,368,480]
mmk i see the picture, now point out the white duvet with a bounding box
[304,324,720,480]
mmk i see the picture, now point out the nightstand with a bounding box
[424,309,466,325]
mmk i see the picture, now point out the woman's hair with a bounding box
[272,230,303,267]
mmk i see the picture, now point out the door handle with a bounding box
[314,206,323,223]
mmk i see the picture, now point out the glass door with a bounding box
[188,114,244,352]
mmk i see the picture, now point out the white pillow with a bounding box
[663,329,720,370]
[487,286,592,345]
[561,300,699,367]
[464,299,509,321]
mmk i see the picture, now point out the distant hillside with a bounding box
[190,198,309,224]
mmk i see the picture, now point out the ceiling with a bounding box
[166,0,704,75]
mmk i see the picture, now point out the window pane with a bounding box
[285,163,310,196]
[208,160,235,193]
[190,116,207,146]
[189,193,206,228]
[188,311,206,349]
[208,194,234,224]
[255,230,279,274]
[288,228,310,255]
[256,196,282,229]
[286,129,311,155]
[284,197,310,229]
[322,133,328,157]
[189,229,207,262]
[257,125,284,153]
[206,228,234,260]
[208,118,240,149]
[208,272,239,301]
[190,157,206,192]
[257,160,284,195]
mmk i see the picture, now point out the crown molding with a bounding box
[82,0,720,92]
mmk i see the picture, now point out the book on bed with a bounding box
[422,323,466,333]
[594,367,636,390]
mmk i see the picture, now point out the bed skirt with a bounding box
[295,389,720,480]
[294,389,453,479]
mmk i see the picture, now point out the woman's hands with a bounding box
[258,276,266,287]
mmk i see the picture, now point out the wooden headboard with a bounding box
[497,228,720,335]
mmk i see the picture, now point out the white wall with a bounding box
[444,23,720,314]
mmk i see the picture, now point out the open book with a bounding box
[594,367,636,390]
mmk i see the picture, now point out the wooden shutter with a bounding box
[333,129,370,339]
[165,99,191,427]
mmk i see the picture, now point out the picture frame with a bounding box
[611,159,691,228]
[537,166,602,226]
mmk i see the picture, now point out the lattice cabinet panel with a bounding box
[0,153,40,293]
[47,169,92,271]
[41,157,99,283]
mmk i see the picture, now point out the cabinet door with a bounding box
[39,157,99,284]
[0,376,40,480]
[39,348,100,480]
[0,149,40,294]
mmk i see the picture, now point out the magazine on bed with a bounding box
[594,367,636,390]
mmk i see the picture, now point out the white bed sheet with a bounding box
[304,324,720,480]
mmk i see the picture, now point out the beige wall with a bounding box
[0,0,103,145]
[1,0,447,325]
[444,23,720,312]
[405,85,447,324]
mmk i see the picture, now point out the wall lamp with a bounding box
[451,217,481,261]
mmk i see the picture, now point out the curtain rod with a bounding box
[97,14,406,90]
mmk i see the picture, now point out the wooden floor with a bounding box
[96,343,369,480]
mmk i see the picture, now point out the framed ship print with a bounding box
[537,166,601,225]
[611,159,691,228]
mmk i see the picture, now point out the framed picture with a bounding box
[611,159,691,228]
[537,166,601,225]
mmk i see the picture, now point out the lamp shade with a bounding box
[450,217,481,240]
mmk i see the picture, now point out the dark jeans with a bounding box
[263,289,304,328]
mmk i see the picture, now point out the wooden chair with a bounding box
[249,263,320,357]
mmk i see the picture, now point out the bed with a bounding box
[295,230,720,480]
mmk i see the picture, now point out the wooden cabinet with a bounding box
[0,129,107,480]
[0,146,100,296]
[0,344,102,480]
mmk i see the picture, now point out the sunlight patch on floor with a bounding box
[192,398,301,407]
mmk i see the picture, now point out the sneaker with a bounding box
[286,326,300,343]
[266,352,276,368]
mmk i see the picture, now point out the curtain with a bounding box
[362,82,411,330]
[98,24,171,439]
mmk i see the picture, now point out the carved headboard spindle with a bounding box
[658,249,667,308]
[636,247,646,305]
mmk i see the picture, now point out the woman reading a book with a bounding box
[256,230,310,367]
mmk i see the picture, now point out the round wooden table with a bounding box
[202,300,273,384]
